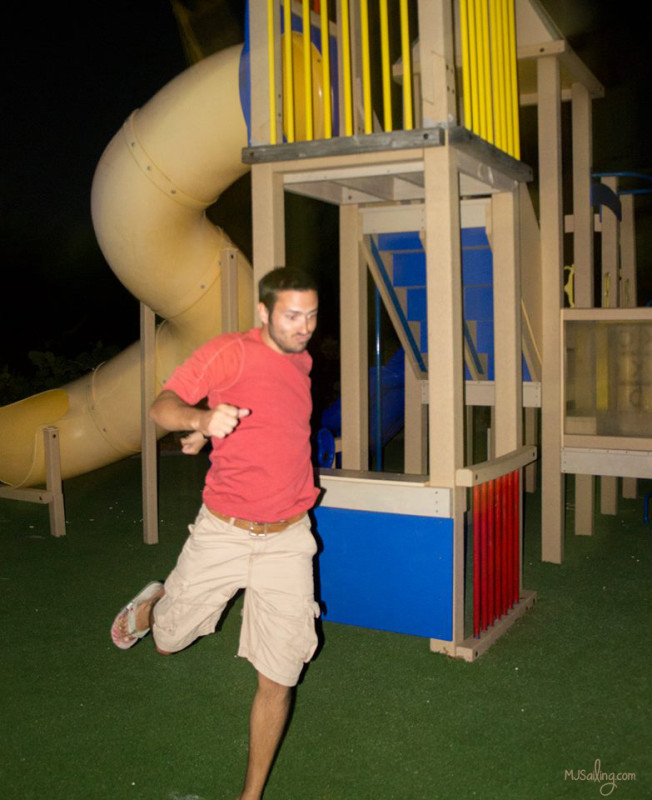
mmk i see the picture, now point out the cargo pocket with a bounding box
[302,599,321,662]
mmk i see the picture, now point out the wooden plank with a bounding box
[537,55,565,564]
[492,190,523,456]
[220,247,240,333]
[423,145,464,486]
[571,80,595,537]
[404,363,427,474]
[251,163,285,316]
[43,426,66,537]
[417,0,456,126]
[340,205,369,470]
[456,446,538,487]
[0,487,52,504]
[140,302,159,545]
[620,194,637,308]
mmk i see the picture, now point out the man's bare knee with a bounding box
[257,672,292,699]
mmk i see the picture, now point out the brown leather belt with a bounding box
[208,508,306,535]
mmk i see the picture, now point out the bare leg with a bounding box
[238,672,292,800]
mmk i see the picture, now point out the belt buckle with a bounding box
[249,520,267,538]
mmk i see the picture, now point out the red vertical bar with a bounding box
[480,483,487,631]
[473,484,481,638]
[513,469,520,606]
[495,474,503,618]
[505,471,513,610]
[487,478,495,626]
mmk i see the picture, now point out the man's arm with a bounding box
[149,389,250,439]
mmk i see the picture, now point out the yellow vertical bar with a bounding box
[361,0,372,133]
[341,0,353,135]
[480,0,493,143]
[400,0,413,130]
[475,0,487,140]
[498,0,509,151]
[267,0,277,144]
[303,0,314,140]
[490,0,504,151]
[468,0,479,135]
[379,0,392,131]
[482,0,495,144]
[501,0,513,156]
[506,0,520,158]
[283,0,295,142]
[460,0,472,132]
[320,0,332,137]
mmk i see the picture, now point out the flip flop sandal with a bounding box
[110,581,164,650]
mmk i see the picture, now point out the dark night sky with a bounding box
[2,1,651,379]
[3,2,190,368]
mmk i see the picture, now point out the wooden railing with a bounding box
[456,445,536,638]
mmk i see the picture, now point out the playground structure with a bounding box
[1,1,651,660]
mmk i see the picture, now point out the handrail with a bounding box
[593,171,652,196]
[456,445,537,487]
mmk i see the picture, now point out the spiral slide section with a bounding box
[0,44,254,488]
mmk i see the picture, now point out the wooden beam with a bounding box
[537,55,565,564]
[340,205,369,470]
[140,302,159,545]
[492,190,523,456]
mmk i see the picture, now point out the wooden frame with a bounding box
[0,427,66,538]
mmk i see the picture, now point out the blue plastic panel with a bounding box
[464,285,494,321]
[407,287,427,321]
[393,251,426,286]
[313,507,455,640]
[462,247,493,285]
[461,227,490,247]
[377,231,422,251]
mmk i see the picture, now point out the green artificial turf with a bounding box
[1,454,650,800]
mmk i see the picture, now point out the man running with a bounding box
[111,267,320,800]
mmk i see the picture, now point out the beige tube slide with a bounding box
[0,44,253,488]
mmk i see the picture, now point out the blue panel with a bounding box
[476,320,495,380]
[462,248,493,285]
[522,354,532,382]
[377,232,422,251]
[407,287,427,321]
[393,251,426,286]
[313,507,455,640]
[461,227,490,247]
[420,323,428,354]
[464,285,494,321]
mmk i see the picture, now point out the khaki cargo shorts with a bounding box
[152,504,320,687]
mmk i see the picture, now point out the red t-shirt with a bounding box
[163,327,318,521]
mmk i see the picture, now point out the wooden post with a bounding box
[251,163,286,312]
[538,56,565,564]
[600,175,619,515]
[221,247,240,333]
[492,189,523,455]
[620,193,638,499]
[140,302,159,545]
[417,0,457,127]
[571,81,595,536]
[404,364,427,474]
[248,0,281,145]
[44,426,66,537]
[0,427,67,537]
[423,144,465,646]
[340,204,369,470]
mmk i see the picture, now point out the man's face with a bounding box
[259,289,319,354]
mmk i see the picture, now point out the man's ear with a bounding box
[257,301,269,326]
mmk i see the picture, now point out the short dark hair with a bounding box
[258,267,318,312]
